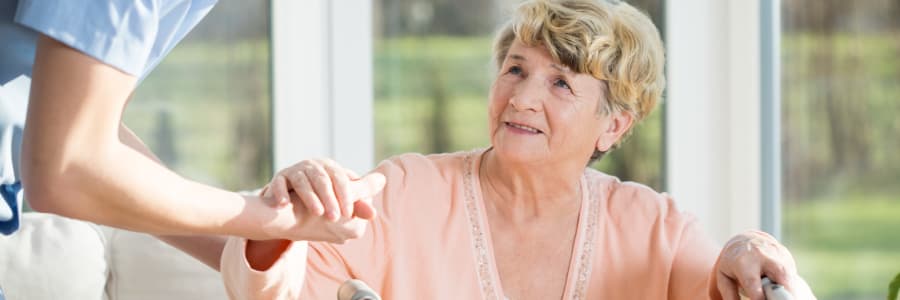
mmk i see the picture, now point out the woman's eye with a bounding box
[507,66,522,75]
[554,79,571,90]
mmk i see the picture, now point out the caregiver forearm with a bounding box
[21,35,275,240]
[119,124,227,270]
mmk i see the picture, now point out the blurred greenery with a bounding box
[781,33,900,200]
[780,31,900,300]
[889,273,899,300]
[784,194,900,300]
[126,38,272,191]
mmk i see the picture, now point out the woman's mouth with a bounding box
[504,122,543,134]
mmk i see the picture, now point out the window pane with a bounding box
[373,0,665,190]
[781,1,900,299]
[127,0,272,191]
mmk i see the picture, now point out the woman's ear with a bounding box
[595,111,634,152]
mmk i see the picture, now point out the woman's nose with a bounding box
[509,79,545,111]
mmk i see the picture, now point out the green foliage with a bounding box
[889,273,900,300]
[781,33,900,200]
[780,32,900,300]
[128,39,272,190]
[374,36,494,159]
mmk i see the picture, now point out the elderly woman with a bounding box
[222,0,815,299]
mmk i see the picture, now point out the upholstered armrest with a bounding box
[0,213,107,299]
[0,212,227,300]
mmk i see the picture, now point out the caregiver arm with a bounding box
[119,124,227,270]
[21,35,277,241]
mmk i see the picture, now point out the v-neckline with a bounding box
[464,149,593,300]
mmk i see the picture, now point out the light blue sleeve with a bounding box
[14,0,216,78]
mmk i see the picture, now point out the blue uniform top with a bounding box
[0,0,217,235]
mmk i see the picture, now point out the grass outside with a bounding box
[784,194,900,300]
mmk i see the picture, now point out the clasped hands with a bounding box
[253,159,385,244]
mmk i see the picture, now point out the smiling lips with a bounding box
[504,121,543,134]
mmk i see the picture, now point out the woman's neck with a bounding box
[479,149,585,222]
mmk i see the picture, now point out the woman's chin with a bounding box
[491,144,545,164]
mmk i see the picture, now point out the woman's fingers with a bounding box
[322,160,355,219]
[271,175,290,207]
[260,175,288,207]
[272,159,385,223]
[762,255,790,285]
[346,169,360,180]
[716,272,741,300]
[304,163,340,221]
[348,172,387,202]
[286,171,324,216]
[347,173,386,220]
[353,199,377,220]
[737,271,765,300]
[716,231,804,300]
[322,163,385,220]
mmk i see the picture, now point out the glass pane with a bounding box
[373,0,665,190]
[781,1,900,299]
[126,0,272,191]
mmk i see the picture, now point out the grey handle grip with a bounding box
[337,279,381,300]
[762,277,794,300]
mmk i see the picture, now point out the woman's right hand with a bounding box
[258,159,386,243]
[712,230,816,300]
[245,159,386,270]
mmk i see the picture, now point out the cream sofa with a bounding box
[0,212,227,300]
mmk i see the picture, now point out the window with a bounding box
[373,0,666,190]
[780,1,900,299]
[127,1,272,191]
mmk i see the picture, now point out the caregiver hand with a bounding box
[713,230,817,300]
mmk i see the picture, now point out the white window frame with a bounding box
[666,0,774,244]
[270,0,374,173]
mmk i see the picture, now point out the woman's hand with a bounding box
[262,159,385,221]
[713,230,816,300]
[255,159,385,242]
[245,160,386,270]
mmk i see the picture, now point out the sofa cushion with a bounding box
[103,228,227,300]
[0,212,108,300]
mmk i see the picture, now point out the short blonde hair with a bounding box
[493,0,665,149]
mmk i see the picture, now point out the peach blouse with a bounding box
[221,149,719,299]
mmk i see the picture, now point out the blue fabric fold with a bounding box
[0,181,21,235]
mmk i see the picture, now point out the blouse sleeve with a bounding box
[667,215,720,300]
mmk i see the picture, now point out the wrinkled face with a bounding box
[489,40,619,166]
